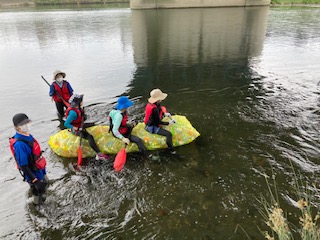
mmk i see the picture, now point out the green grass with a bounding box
[33,0,128,4]
[271,0,320,4]
[32,0,320,5]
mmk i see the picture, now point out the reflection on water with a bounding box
[0,7,133,128]
[130,7,269,99]
[0,5,320,240]
[132,7,268,65]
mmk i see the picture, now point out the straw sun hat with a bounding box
[148,89,168,104]
[53,70,66,80]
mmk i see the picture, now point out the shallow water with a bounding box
[0,5,319,239]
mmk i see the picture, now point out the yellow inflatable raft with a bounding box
[48,115,200,158]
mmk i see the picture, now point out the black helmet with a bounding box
[12,113,31,126]
[69,94,84,107]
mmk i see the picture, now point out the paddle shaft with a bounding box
[77,107,85,168]
[41,75,70,107]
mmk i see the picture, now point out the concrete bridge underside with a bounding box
[130,0,270,9]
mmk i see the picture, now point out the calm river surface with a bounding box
[0,4,319,239]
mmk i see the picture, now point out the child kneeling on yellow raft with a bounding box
[64,93,109,160]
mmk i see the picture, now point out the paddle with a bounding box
[41,75,71,108]
[77,107,85,169]
[114,144,127,172]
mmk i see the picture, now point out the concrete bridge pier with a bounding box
[130,0,271,9]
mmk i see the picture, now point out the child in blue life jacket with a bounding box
[64,94,109,161]
[49,70,73,119]
[9,113,49,205]
[109,96,149,157]
[144,89,176,154]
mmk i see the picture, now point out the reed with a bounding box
[258,167,320,240]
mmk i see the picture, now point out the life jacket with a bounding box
[65,107,83,128]
[52,81,71,102]
[9,137,47,178]
[144,103,166,125]
[109,111,129,135]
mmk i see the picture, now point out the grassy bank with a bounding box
[32,0,320,5]
[34,0,320,5]
[0,0,128,6]
[271,0,320,4]
[33,0,128,4]
[0,0,34,6]
[2,0,320,6]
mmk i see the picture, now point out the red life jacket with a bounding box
[52,81,71,102]
[65,107,83,128]
[144,103,166,125]
[110,111,129,135]
[9,137,47,172]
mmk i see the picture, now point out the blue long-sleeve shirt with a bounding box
[12,133,46,181]
[64,110,78,130]
[49,80,73,97]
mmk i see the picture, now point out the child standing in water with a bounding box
[9,113,49,205]
[49,70,73,119]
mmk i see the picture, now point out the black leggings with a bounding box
[122,126,147,154]
[81,129,101,153]
[55,101,68,118]
[128,135,147,154]
[157,128,173,150]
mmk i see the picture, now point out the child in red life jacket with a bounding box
[9,113,49,205]
[144,89,176,154]
[49,70,73,119]
[109,96,149,156]
[64,94,109,161]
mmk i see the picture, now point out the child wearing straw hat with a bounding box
[144,89,176,154]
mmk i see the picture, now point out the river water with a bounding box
[0,4,319,239]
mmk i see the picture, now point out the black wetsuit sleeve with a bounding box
[20,165,36,181]
[152,108,169,126]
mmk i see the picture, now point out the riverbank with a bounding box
[33,0,128,5]
[271,0,320,3]
[271,0,320,7]
[1,0,320,7]
[0,0,34,7]
[0,0,128,7]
